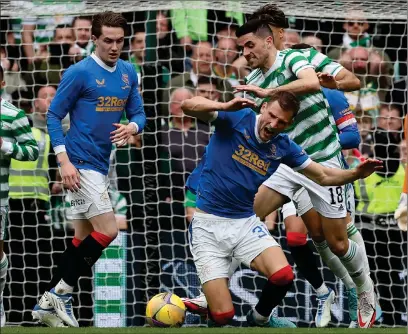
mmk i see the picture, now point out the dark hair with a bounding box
[249,4,289,29]
[92,11,127,38]
[72,16,92,27]
[266,91,300,118]
[0,65,3,81]
[236,20,273,38]
[197,76,217,87]
[291,43,312,50]
[130,26,145,44]
[53,24,73,39]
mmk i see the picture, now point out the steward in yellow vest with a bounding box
[9,127,50,202]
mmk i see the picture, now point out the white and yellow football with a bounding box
[146,292,186,327]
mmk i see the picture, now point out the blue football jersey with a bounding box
[196,108,311,218]
[47,53,146,175]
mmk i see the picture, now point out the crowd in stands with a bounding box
[0,7,406,327]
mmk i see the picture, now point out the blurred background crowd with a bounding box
[0,1,406,328]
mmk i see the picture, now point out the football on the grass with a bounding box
[146,292,186,327]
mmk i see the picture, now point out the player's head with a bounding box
[258,91,299,141]
[236,21,276,70]
[248,4,288,50]
[92,11,127,66]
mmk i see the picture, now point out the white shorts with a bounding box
[345,183,355,220]
[281,188,313,220]
[0,206,8,241]
[68,169,112,220]
[263,153,347,219]
[189,212,279,284]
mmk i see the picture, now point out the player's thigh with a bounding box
[233,215,283,276]
[188,213,232,285]
[89,211,118,239]
[321,216,349,254]
[251,246,289,278]
[72,219,94,240]
[254,185,288,220]
[202,278,233,314]
[301,208,324,241]
[70,169,116,237]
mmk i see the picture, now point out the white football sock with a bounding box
[347,221,370,276]
[54,279,74,295]
[313,240,355,290]
[0,253,7,297]
[339,239,372,294]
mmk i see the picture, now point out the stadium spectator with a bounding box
[68,16,93,59]
[302,35,323,52]
[21,15,75,64]
[328,11,392,89]
[355,109,374,158]
[283,30,300,49]
[0,47,24,102]
[160,88,211,208]
[377,104,404,143]
[196,76,221,101]
[155,11,185,74]
[212,37,240,87]
[129,29,146,83]
[23,24,76,89]
[341,47,381,120]
[161,41,234,117]
[354,129,406,326]
[5,85,56,325]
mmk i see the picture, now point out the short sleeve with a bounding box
[284,50,314,77]
[281,138,311,171]
[212,108,252,130]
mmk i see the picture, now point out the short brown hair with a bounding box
[266,91,300,118]
[92,11,127,38]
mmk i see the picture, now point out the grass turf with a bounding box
[1,328,407,334]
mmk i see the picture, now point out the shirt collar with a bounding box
[91,52,117,73]
[255,114,274,144]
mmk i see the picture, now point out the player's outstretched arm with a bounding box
[317,69,360,92]
[299,159,383,187]
[0,110,39,161]
[181,96,256,122]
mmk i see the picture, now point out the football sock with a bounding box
[287,232,328,295]
[0,253,8,298]
[339,239,372,294]
[347,221,370,276]
[255,265,294,318]
[313,240,355,290]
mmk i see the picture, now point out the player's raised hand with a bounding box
[233,85,269,98]
[110,123,137,147]
[355,158,383,178]
[316,72,339,90]
[222,97,257,111]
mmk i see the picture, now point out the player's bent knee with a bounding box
[327,239,348,257]
[269,265,294,286]
[210,309,235,325]
[286,232,307,247]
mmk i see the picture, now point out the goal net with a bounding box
[0,0,406,328]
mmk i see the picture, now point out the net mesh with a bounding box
[0,0,407,328]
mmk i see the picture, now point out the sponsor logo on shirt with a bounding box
[96,78,106,87]
[232,144,270,176]
[96,96,128,112]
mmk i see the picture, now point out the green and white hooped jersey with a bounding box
[245,48,343,163]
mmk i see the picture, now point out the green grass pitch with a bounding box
[1,327,407,334]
